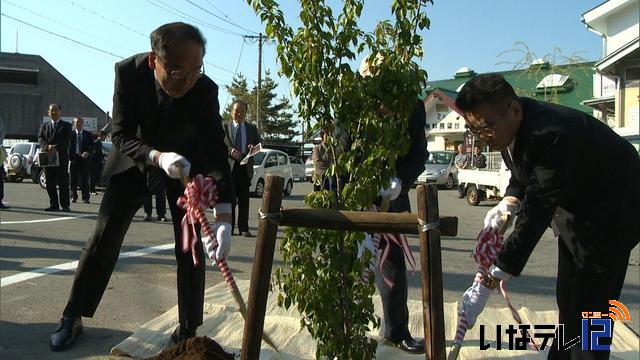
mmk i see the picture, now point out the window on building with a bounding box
[439,123,444,129]
[454,123,460,129]
[0,67,38,85]
[447,123,452,129]
[625,67,640,87]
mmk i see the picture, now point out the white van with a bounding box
[249,149,294,198]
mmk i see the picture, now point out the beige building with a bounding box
[582,0,640,150]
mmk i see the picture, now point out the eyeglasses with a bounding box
[158,58,204,80]
[465,100,513,136]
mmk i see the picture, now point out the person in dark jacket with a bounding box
[89,131,106,193]
[38,103,72,212]
[359,54,429,354]
[49,22,234,352]
[456,74,639,360]
[472,145,486,169]
[69,117,94,203]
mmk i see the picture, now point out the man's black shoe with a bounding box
[44,206,59,212]
[71,198,77,203]
[241,231,253,237]
[170,324,196,344]
[50,316,83,351]
[62,207,71,212]
[83,199,90,204]
[384,336,425,354]
[143,215,152,222]
[0,203,9,209]
[157,216,168,222]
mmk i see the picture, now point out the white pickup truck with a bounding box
[457,152,511,206]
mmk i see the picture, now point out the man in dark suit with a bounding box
[49,22,234,351]
[456,74,639,359]
[38,103,72,212]
[89,131,106,194]
[357,55,428,354]
[69,117,94,203]
[224,99,261,237]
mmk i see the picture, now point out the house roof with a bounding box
[595,37,640,73]
[581,0,636,35]
[421,62,596,113]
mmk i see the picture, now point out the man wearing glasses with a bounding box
[456,74,639,359]
[50,22,234,351]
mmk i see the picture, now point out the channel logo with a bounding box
[604,300,630,321]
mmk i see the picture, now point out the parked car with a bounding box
[250,149,294,198]
[415,151,458,190]
[288,156,306,180]
[3,142,40,182]
[34,141,112,189]
[304,156,314,182]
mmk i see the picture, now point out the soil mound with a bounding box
[149,336,235,360]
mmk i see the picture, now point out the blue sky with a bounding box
[1,0,604,121]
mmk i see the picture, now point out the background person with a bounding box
[90,131,107,194]
[143,185,167,222]
[454,144,470,198]
[472,145,486,169]
[456,74,640,360]
[69,117,93,203]
[49,22,234,352]
[38,103,72,212]
[223,99,260,237]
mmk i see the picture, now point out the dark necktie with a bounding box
[501,148,514,170]
[234,125,242,154]
[77,132,81,154]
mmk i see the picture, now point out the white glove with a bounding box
[378,177,402,201]
[460,281,493,329]
[203,222,232,262]
[158,152,191,179]
[357,233,376,270]
[489,264,512,281]
[483,196,521,231]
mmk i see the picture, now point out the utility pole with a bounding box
[243,33,264,131]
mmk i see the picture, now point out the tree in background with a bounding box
[248,0,431,358]
[496,41,590,104]
[223,71,297,142]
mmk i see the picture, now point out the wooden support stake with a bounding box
[418,184,446,359]
[241,175,284,360]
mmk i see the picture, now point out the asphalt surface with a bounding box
[1,180,638,359]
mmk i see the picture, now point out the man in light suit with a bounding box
[456,74,639,359]
[38,103,72,212]
[49,22,234,351]
[69,117,94,203]
[224,99,261,237]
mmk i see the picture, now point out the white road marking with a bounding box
[1,214,95,225]
[1,243,174,287]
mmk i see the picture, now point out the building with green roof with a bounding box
[421,61,596,151]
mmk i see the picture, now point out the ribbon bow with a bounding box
[176,174,219,267]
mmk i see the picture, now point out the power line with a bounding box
[224,39,247,108]
[204,0,232,20]
[1,13,125,59]
[183,0,258,35]
[145,0,244,37]
[4,0,138,54]
[62,0,147,38]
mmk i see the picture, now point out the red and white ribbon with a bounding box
[176,175,218,267]
[361,205,416,288]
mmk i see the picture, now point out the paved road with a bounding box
[1,180,638,359]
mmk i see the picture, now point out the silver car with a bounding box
[416,151,458,189]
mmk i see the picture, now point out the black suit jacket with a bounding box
[497,97,640,275]
[390,99,428,213]
[224,120,261,178]
[104,53,232,202]
[38,119,72,162]
[69,129,94,160]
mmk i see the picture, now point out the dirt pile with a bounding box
[148,336,235,360]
